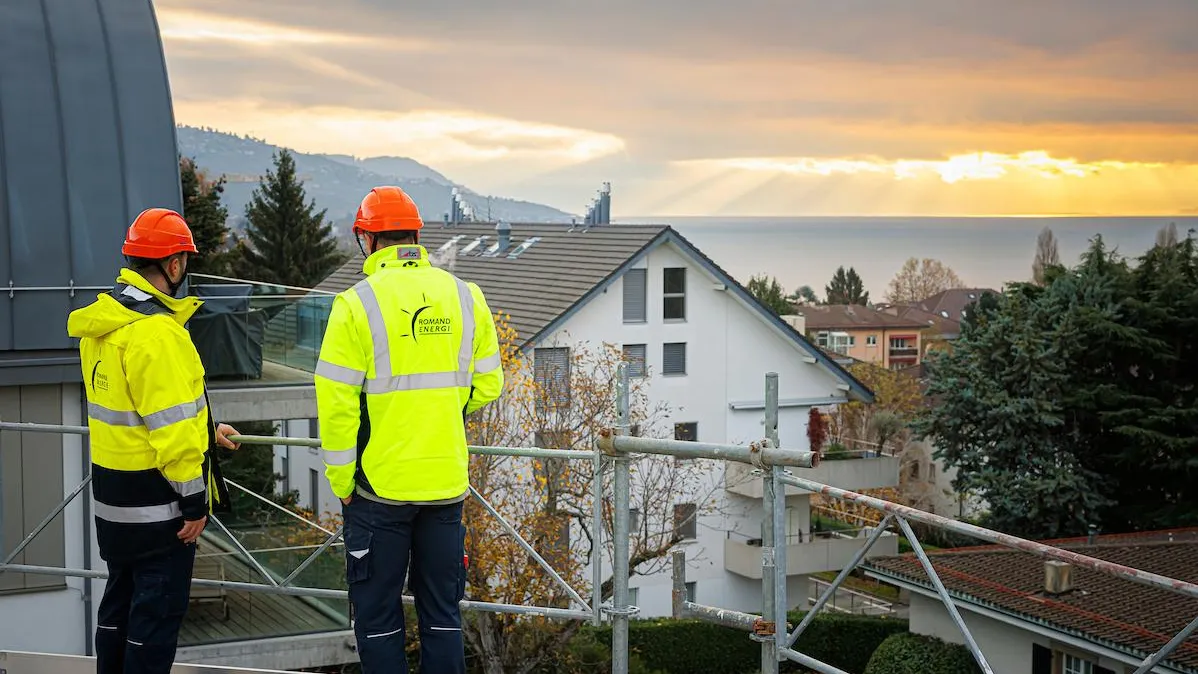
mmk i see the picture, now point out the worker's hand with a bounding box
[178,516,207,544]
[341,495,353,506]
[215,423,241,450]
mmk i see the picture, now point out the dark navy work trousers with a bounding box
[344,496,466,674]
[95,541,196,674]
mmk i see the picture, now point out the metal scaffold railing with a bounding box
[2,368,1197,674]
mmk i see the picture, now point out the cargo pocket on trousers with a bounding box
[345,528,373,585]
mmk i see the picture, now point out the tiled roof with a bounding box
[912,288,999,323]
[800,304,929,331]
[865,530,1198,671]
[315,222,876,402]
[316,222,669,347]
[883,306,961,338]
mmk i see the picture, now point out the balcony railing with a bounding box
[188,274,335,388]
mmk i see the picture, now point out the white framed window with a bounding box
[628,586,640,607]
[1062,653,1092,674]
[663,268,687,321]
[534,347,571,408]
[622,344,647,378]
[662,342,687,376]
[623,268,647,323]
[674,503,698,539]
[866,335,878,346]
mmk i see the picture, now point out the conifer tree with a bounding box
[179,156,232,276]
[825,266,870,305]
[918,235,1198,538]
[233,150,344,288]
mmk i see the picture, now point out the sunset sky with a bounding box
[158,0,1198,217]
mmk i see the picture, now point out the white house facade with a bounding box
[303,221,902,619]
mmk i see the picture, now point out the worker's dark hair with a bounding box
[374,230,418,245]
[125,252,186,272]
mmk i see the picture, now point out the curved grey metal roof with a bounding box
[0,0,180,382]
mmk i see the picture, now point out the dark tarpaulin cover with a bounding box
[189,284,265,379]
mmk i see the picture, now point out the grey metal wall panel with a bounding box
[0,1,72,350]
[0,387,23,593]
[0,384,66,594]
[98,0,181,216]
[0,0,181,360]
[0,73,9,352]
[44,0,127,298]
[19,384,66,591]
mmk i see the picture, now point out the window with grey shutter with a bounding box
[674,503,698,539]
[623,343,647,377]
[623,268,647,323]
[534,347,571,408]
[662,342,686,375]
[663,267,687,320]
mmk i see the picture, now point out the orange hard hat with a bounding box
[354,186,423,233]
[121,208,198,259]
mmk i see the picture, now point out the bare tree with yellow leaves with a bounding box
[462,314,723,674]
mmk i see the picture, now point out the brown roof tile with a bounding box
[865,529,1198,671]
[913,288,999,323]
[316,222,668,347]
[800,304,929,331]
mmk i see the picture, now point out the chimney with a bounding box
[1044,560,1073,595]
[495,221,511,253]
[782,313,806,333]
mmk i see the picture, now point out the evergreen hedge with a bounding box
[582,610,908,674]
[863,633,981,674]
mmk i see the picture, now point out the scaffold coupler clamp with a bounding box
[748,438,771,474]
[597,428,620,457]
[600,601,641,619]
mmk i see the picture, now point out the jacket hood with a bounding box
[67,269,203,339]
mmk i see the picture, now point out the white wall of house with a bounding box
[908,592,1151,674]
[0,383,102,656]
[275,418,339,519]
[262,238,884,620]
[535,240,854,617]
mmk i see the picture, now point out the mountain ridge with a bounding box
[175,126,575,232]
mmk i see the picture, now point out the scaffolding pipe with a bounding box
[280,528,343,587]
[609,362,633,674]
[787,514,896,648]
[0,564,593,621]
[759,373,780,674]
[598,433,818,468]
[469,486,589,609]
[1132,613,1198,674]
[895,517,994,674]
[1,475,90,565]
[0,422,597,462]
[591,447,605,626]
[776,473,1198,601]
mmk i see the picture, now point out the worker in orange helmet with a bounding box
[67,208,241,674]
[315,187,503,673]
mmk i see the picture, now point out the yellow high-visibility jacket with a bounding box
[315,244,503,502]
[67,269,222,562]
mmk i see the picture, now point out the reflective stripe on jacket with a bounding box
[315,244,504,502]
[67,269,221,562]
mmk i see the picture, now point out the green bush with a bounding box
[863,632,981,674]
[584,611,908,674]
[795,612,908,673]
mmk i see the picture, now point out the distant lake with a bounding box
[617,216,1198,299]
